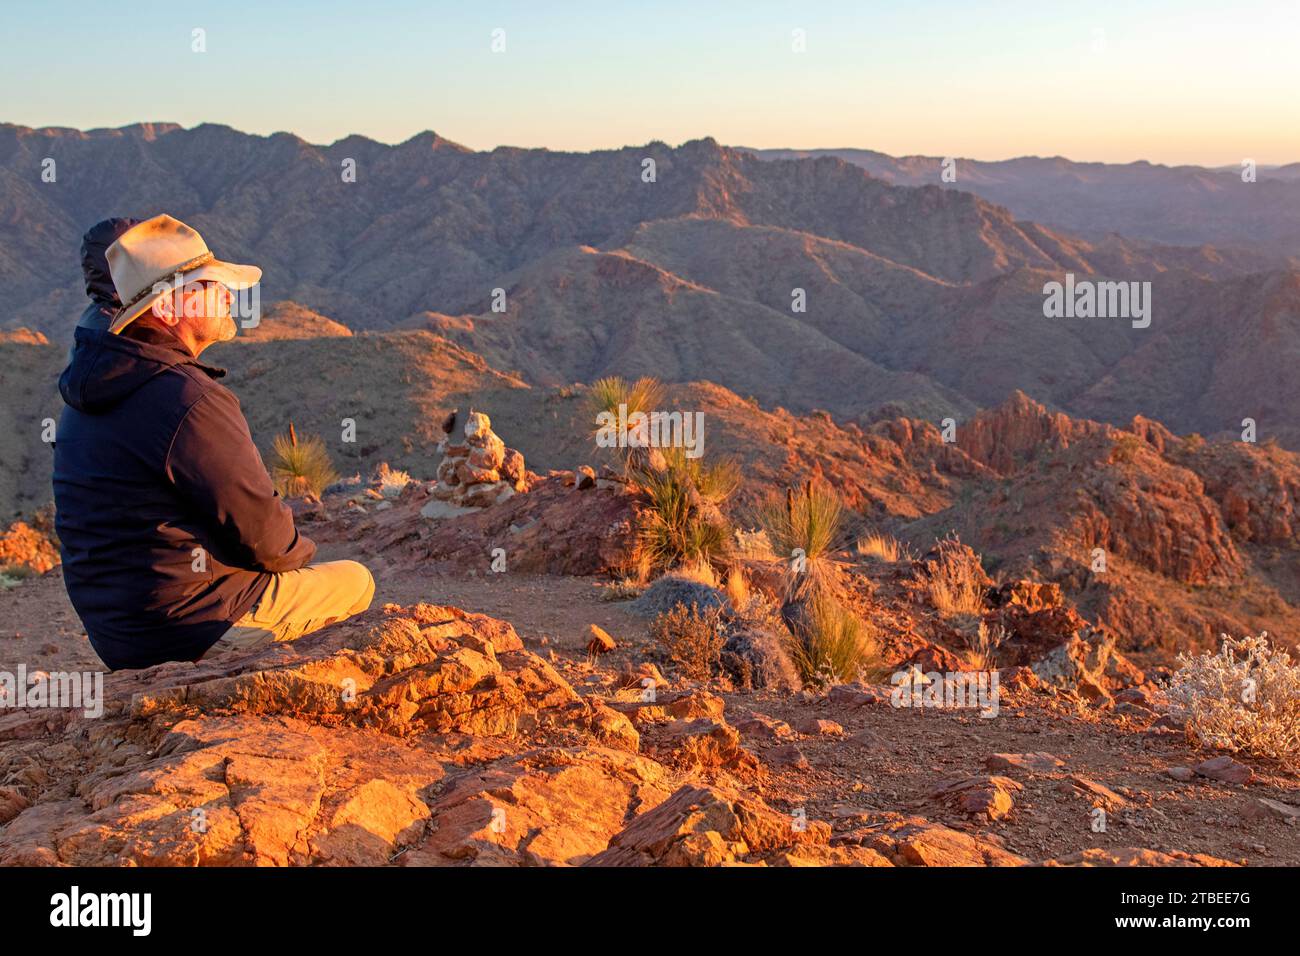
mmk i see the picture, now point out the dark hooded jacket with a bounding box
[53,324,316,669]
[73,217,141,343]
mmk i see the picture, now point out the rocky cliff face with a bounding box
[895,392,1300,655]
[957,390,1106,476]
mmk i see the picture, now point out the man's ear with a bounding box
[151,290,180,327]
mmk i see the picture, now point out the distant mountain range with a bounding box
[747,147,1300,255]
[3,122,1299,449]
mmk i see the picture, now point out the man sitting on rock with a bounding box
[53,214,374,670]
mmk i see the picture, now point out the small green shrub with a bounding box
[633,447,739,575]
[1110,433,1143,464]
[270,423,339,500]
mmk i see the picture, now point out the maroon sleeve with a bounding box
[164,387,316,573]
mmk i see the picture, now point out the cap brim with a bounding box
[108,260,262,334]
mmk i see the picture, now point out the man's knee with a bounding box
[341,561,375,614]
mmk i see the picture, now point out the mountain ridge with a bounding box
[5,122,1300,464]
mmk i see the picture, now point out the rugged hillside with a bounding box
[6,309,1299,662]
[5,123,1300,447]
[0,336,65,520]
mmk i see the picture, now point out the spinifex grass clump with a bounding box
[753,480,881,684]
[632,446,740,577]
[270,422,339,500]
[756,479,845,601]
[588,375,666,475]
[1166,632,1300,762]
[589,375,665,424]
[784,592,882,687]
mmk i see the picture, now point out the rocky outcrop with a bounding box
[585,784,867,866]
[0,328,49,345]
[0,604,660,866]
[420,475,641,575]
[840,816,1030,867]
[126,603,578,738]
[339,474,643,577]
[958,391,1105,476]
[1069,449,1244,585]
[996,604,1122,700]
[989,580,1144,698]
[407,746,671,866]
[1183,441,1300,546]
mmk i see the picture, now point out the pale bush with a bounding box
[1166,632,1300,762]
[733,527,775,559]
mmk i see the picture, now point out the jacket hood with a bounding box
[59,325,224,413]
[81,217,142,306]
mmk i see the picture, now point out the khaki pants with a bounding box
[205,560,375,656]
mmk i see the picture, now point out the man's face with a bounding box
[153,279,236,348]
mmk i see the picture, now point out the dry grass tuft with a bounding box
[856,532,903,563]
[927,536,988,620]
[963,621,1008,671]
[375,462,413,498]
[724,566,751,610]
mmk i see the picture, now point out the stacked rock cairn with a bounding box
[430,409,527,507]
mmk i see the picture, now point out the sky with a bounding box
[3,0,1298,166]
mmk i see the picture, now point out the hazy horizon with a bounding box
[10,119,1300,172]
[5,0,1299,167]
